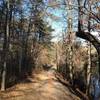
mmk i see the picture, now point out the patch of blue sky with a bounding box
[47,18,66,42]
[22,0,31,17]
[0,0,2,5]
[46,6,67,42]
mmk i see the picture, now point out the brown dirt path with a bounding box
[0,70,80,100]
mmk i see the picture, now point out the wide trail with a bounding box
[0,70,80,100]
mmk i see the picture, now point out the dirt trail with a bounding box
[0,70,80,100]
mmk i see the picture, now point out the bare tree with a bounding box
[76,0,100,75]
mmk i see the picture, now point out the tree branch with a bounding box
[76,31,100,53]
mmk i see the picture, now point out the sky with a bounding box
[45,0,80,42]
[45,1,67,42]
[47,17,66,42]
[45,0,100,42]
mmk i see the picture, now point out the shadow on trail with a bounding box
[0,69,80,100]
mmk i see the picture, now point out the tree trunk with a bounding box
[19,47,23,76]
[1,62,6,91]
[86,2,92,94]
[98,50,100,75]
[1,0,9,91]
[56,43,59,71]
[86,42,91,94]
[18,6,23,76]
[69,45,73,82]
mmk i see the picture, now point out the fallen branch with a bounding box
[55,72,89,100]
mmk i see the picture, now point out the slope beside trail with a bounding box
[0,69,80,100]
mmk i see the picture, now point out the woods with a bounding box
[0,0,100,100]
[0,0,53,91]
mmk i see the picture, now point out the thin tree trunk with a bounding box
[86,1,92,94]
[86,42,91,94]
[18,6,23,76]
[56,43,59,71]
[66,0,73,83]
[69,45,73,81]
[98,51,100,76]
[1,61,7,91]
[1,0,9,91]
[19,47,23,76]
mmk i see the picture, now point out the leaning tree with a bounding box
[76,0,100,75]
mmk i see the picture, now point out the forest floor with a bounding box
[0,69,80,100]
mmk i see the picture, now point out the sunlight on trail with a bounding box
[0,70,80,100]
